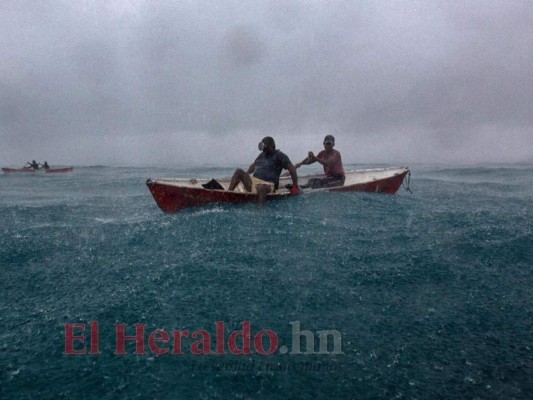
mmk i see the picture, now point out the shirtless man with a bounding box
[295,135,345,189]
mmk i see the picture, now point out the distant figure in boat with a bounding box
[26,160,39,170]
[228,136,300,204]
[41,161,50,170]
[295,135,345,189]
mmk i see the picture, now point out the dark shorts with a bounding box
[305,176,345,189]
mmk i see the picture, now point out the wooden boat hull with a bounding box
[147,167,410,213]
[146,181,290,213]
[2,167,74,174]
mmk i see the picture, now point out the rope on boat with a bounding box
[402,170,413,194]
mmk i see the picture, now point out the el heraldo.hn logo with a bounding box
[64,321,344,356]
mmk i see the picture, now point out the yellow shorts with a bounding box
[235,175,275,193]
[250,176,275,194]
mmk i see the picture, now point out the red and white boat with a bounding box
[2,166,74,174]
[146,167,410,213]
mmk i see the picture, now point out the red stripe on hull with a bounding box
[2,168,36,173]
[329,170,408,195]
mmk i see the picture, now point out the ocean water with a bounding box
[1,164,531,399]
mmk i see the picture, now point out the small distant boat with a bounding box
[2,166,74,174]
[146,167,410,213]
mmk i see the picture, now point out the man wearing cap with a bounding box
[228,136,299,204]
[295,135,345,189]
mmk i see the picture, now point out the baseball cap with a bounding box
[323,135,335,145]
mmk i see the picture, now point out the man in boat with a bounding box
[295,135,345,189]
[228,136,300,204]
[41,161,50,170]
[26,160,40,170]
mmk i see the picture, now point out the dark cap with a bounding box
[323,135,335,144]
[261,136,275,147]
[258,136,276,151]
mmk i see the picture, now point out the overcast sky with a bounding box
[1,0,532,166]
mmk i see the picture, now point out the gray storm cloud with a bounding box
[0,0,532,166]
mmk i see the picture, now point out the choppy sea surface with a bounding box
[1,164,531,399]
